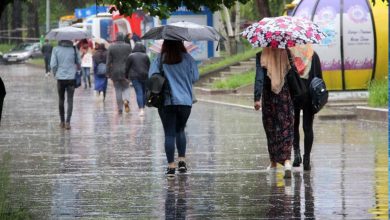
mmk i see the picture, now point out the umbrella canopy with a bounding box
[142,21,224,41]
[242,16,326,49]
[148,40,197,53]
[45,26,92,41]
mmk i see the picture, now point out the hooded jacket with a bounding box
[50,40,81,80]
[106,33,132,81]
[125,43,150,81]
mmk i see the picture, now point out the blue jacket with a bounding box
[50,40,81,80]
[149,53,199,106]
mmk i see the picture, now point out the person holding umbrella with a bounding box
[92,43,108,101]
[50,40,81,130]
[148,40,199,178]
[242,16,326,178]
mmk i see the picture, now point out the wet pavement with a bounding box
[0,64,388,219]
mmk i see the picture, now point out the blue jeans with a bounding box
[82,67,91,88]
[131,79,146,109]
[158,105,192,163]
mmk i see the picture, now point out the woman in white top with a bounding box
[80,45,93,89]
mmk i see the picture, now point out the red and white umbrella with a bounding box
[242,16,326,49]
[148,40,198,53]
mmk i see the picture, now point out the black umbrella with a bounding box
[142,21,225,41]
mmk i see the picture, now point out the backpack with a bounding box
[145,54,166,108]
[96,63,107,75]
[145,74,166,108]
[309,76,328,114]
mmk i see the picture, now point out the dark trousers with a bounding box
[44,56,51,73]
[158,105,191,163]
[0,76,5,124]
[293,95,314,156]
[57,80,75,123]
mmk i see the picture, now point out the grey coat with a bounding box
[106,33,132,81]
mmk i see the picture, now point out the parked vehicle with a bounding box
[2,42,42,64]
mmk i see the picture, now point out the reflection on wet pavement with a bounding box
[0,64,388,219]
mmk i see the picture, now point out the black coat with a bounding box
[125,43,150,81]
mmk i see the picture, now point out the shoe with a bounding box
[284,161,292,179]
[303,154,311,171]
[266,163,277,171]
[118,109,123,114]
[139,109,145,116]
[124,100,130,113]
[59,122,65,129]
[293,149,302,167]
[178,161,187,173]
[166,167,175,178]
[64,122,71,130]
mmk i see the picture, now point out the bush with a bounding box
[212,70,255,89]
[368,79,388,107]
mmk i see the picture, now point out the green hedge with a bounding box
[368,79,388,107]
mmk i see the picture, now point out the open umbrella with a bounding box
[242,16,326,49]
[45,26,92,41]
[148,40,197,53]
[142,21,224,41]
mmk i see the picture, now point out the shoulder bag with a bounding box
[145,54,167,108]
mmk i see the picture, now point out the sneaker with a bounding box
[124,100,130,113]
[139,109,145,116]
[178,161,187,173]
[166,167,175,178]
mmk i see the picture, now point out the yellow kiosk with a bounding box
[293,0,388,90]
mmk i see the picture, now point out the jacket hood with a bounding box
[132,43,146,53]
[59,40,73,47]
[116,32,126,41]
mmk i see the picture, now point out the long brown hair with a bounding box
[161,40,187,64]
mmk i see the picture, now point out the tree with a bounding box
[99,0,250,19]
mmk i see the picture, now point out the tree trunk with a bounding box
[26,0,40,39]
[12,0,23,43]
[0,5,9,44]
[254,0,272,19]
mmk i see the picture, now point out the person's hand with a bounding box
[254,101,261,111]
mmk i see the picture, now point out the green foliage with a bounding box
[101,0,250,19]
[368,79,388,107]
[212,70,255,89]
[199,48,261,75]
[0,44,16,53]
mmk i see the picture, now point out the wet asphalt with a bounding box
[0,64,388,219]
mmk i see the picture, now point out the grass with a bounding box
[368,79,388,107]
[27,58,44,67]
[0,44,15,54]
[199,48,261,76]
[211,70,255,89]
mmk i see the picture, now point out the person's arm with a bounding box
[254,52,264,110]
[125,55,132,79]
[312,52,323,79]
[50,48,57,75]
[189,55,199,83]
[106,48,113,78]
[148,56,160,78]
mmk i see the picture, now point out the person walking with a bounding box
[148,40,199,178]
[41,40,53,76]
[125,42,150,116]
[80,45,93,89]
[106,32,132,114]
[254,47,294,179]
[290,45,323,171]
[92,43,108,101]
[50,40,81,130]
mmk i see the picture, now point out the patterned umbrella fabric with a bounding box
[148,40,197,53]
[242,16,326,49]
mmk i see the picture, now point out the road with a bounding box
[0,63,387,219]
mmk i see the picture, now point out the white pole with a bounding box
[46,0,50,33]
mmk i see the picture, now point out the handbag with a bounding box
[145,54,167,108]
[286,49,307,99]
[73,46,82,88]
